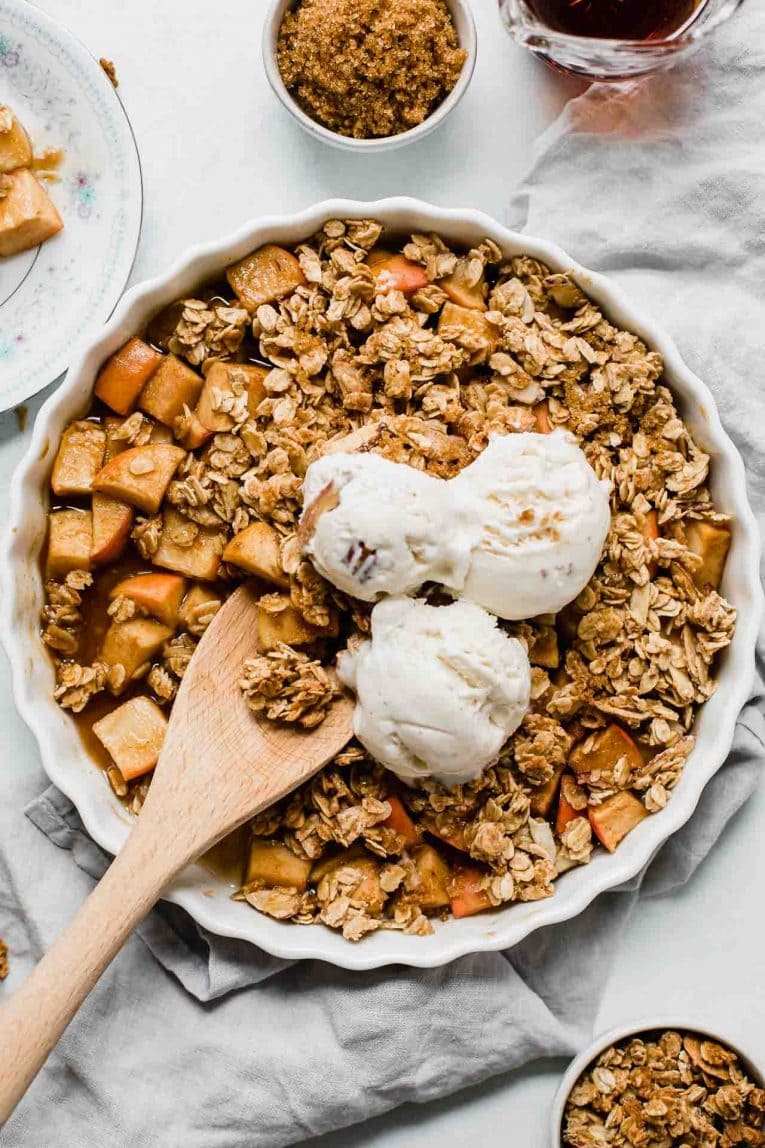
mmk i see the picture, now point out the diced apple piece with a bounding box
[95,338,163,415]
[196,362,269,432]
[529,759,566,820]
[103,416,130,461]
[421,815,469,853]
[138,354,204,428]
[0,168,63,257]
[450,866,492,919]
[636,508,659,579]
[530,625,559,669]
[46,509,92,578]
[179,410,213,451]
[222,521,288,588]
[246,840,312,891]
[111,573,186,627]
[178,584,222,631]
[555,778,579,837]
[438,301,500,359]
[570,724,644,783]
[440,257,487,310]
[50,420,106,496]
[685,520,731,590]
[92,443,186,514]
[0,107,32,172]
[412,844,451,911]
[91,494,134,566]
[369,251,429,295]
[152,508,227,582]
[226,244,306,310]
[311,848,385,912]
[383,796,422,847]
[100,617,173,686]
[257,596,338,650]
[92,696,168,781]
[534,399,552,434]
[588,791,648,853]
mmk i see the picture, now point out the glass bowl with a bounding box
[498,0,745,80]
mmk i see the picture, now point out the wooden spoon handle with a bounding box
[0,816,183,1125]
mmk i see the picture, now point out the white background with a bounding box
[0,1,762,1144]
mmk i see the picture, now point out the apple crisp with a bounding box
[563,1030,765,1147]
[40,219,735,940]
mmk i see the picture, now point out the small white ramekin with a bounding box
[261,0,477,152]
[551,1018,765,1146]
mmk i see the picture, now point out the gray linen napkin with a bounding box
[2,3,765,1141]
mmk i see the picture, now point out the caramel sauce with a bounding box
[525,0,706,40]
[31,147,65,183]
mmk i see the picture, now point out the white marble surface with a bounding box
[0,1,762,1145]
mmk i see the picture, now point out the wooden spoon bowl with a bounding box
[0,582,354,1123]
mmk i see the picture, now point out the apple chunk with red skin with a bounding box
[110,572,187,628]
[91,494,134,566]
[92,443,186,514]
[382,796,422,847]
[368,250,429,295]
[450,865,492,919]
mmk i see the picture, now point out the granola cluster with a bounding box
[239,643,339,728]
[563,1030,765,1147]
[42,218,735,940]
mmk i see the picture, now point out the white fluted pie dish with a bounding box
[2,198,761,971]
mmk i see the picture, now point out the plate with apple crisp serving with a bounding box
[3,200,761,971]
[0,0,142,411]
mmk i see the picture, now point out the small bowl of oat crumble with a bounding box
[552,1019,765,1147]
[263,0,477,151]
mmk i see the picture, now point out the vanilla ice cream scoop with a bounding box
[338,597,531,787]
[453,429,611,620]
[299,452,473,602]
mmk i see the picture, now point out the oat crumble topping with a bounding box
[563,1030,765,1147]
[41,218,736,939]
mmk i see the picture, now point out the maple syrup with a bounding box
[524,0,706,40]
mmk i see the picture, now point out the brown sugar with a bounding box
[277,0,467,139]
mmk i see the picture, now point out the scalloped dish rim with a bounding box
[2,197,761,971]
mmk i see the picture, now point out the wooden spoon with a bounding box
[0,583,354,1123]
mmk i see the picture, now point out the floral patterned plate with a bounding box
[0,0,142,411]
